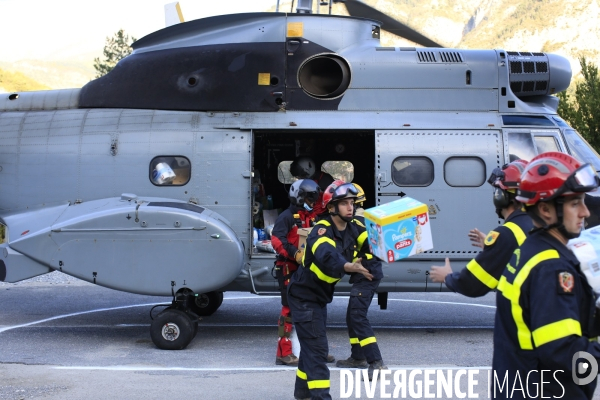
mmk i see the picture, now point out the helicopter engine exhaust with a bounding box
[507,52,571,98]
[298,54,351,99]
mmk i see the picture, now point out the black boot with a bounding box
[366,360,388,381]
[336,356,368,368]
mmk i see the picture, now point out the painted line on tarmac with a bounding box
[227,295,496,309]
[0,296,492,334]
[387,298,495,309]
[0,296,274,333]
[110,323,493,329]
[0,303,165,334]
[54,365,492,372]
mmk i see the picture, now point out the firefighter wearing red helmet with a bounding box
[429,159,533,297]
[493,152,600,399]
[287,180,375,400]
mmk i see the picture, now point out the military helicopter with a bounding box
[1,0,599,350]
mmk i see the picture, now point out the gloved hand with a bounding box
[294,250,304,264]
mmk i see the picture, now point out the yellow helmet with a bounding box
[353,183,366,205]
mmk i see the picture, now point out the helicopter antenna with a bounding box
[290,0,294,13]
[276,0,280,12]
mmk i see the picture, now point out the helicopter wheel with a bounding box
[150,308,195,350]
[191,291,224,316]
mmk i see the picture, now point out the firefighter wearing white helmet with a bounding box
[289,156,334,217]
[271,179,320,366]
[493,152,600,399]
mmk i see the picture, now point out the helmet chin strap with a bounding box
[495,208,504,220]
[330,203,353,223]
[530,198,581,240]
[553,197,581,240]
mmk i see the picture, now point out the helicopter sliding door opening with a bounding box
[250,130,375,256]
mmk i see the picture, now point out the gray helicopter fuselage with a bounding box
[0,12,594,297]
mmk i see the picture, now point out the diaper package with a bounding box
[567,225,600,296]
[363,197,433,263]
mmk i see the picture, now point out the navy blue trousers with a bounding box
[288,294,331,400]
[346,279,382,363]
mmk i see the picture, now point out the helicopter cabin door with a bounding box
[375,130,503,262]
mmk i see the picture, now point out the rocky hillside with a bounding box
[0,68,50,93]
[5,0,599,89]
[280,0,600,77]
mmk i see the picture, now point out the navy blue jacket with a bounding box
[493,230,600,399]
[446,210,532,297]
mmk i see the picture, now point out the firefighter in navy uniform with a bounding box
[287,181,374,400]
[429,160,533,296]
[336,183,387,379]
[271,179,320,366]
[493,152,600,400]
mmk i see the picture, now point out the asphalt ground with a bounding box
[0,275,598,400]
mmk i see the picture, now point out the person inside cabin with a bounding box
[290,156,334,218]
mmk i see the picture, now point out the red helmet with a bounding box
[322,180,358,209]
[517,152,599,205]
[488,159,529,190]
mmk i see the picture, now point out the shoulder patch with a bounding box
[317,228,327,236]
[484,231,500,246]
[558,272,575,294]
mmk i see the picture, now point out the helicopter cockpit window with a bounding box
[149,156,191,186]
[502,115,555,126]
[277,161,354,183]
[563,129,600,171]
[444,157,485,187]
[507,131,536,162]
[391,157,433,187]
[533,136,560,154]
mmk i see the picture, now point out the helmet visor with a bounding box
[332,183,358,200]
[304,190,321,204]
[487,167,505,187]
[563,164,600,194]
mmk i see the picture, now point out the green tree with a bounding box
[557,57,600,151]
[93,29,137,78]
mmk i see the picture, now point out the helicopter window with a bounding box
[563,129,600,171]
[502,115,555,127]
[277,161,354,184]
[444,157,485,187]
[533,136,560,154]
[321,161,354,182]
[507,131,536,162]
[391,157,433,187]
[149,156,191,186]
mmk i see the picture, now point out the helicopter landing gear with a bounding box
[150,308,197,350]
[149,288,200,350]
[190,291,224,316]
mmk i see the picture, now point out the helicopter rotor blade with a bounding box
[338,0,443,48]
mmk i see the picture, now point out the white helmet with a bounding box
[289,179,321,208]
